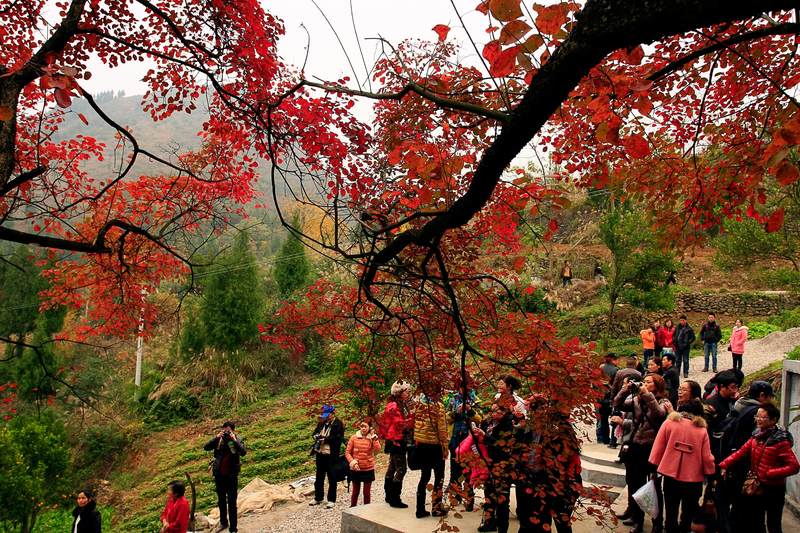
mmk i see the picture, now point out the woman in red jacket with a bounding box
[381,380,414,509]
[160,481,189,533]
[649,400,715,533]
[719,403,800,533]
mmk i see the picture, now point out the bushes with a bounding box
[73,424,132,478]
[770,307,800,330]
[759,268,800,291]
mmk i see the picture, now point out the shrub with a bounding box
[73,424,131,476]
[759,268,800,291]
[770,307,800,330]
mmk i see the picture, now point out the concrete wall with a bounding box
[780,360,800,511]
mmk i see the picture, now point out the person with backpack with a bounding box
[727,320,748,372]
[309,404,345,509]
[345,419,381,507]
[674,316,695,378]
[381,380,414,509]
[613,374,672,533]
[160,481,190,533]
[203,421,246,533]
[71,488,102,533]
[413,394,449,518]
[649,400,716,533]
[719,403,800,533]
[700,314,722,373]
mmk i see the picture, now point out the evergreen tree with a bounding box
[273,225,310,296]
[201,232,264,351]
[178,295,206,358]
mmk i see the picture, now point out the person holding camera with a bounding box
[309,404,345,509]
[612,374,672,533]
[204,421,247,533]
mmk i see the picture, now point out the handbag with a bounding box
[407,445,422,471]
[741,433,774,497]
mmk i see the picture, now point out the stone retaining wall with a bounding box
[676,291,800,316]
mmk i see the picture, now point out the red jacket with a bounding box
[649,413,715,482]
[380,400,412,442]
[160,496,189,533]
[657,326,675,349]
[719,428,800,486]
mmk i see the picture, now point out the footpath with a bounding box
[225,328,800,532]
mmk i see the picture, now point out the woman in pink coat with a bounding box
[728,319,748,371]
[649,400,715,533]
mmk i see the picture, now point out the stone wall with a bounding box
[676,291,800,316]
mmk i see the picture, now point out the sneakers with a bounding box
[325,501,335,509]
[309,500,323,506]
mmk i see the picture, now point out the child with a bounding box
[345,419,381,507]
[160,481,190,533]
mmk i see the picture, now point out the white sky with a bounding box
[82,0,491,95]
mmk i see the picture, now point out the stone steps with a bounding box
[580,441,627,488]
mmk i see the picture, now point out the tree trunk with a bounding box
[603,293,618,351]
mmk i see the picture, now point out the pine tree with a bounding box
[273,226,310,296]
[201,232,264,351]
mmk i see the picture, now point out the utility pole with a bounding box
[134,289,146,399]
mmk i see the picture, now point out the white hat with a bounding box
[391,380,411,396]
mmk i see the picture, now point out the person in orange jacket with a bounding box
[160,481,190,533]
[345,419,381,507]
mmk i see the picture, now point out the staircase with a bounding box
[580,441,626,500]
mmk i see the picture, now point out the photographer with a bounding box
[204,421,247,533]
[309,404,345,509]
[612,374,671,533]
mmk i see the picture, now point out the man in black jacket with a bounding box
[309,404,345,509]
[204,421,247,533]
[700,313,722,372]
[673,315,695,378]
[661,353,680,408]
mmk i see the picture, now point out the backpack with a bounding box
[713,404,758,460]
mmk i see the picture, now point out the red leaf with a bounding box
[534,3,573,35]
[482,41,501,63]
[499,19,531,45]
[476,1,489,15]
[0,105,12,121]
[432,24,450,41]
[54,88,72,108]
[489,0,523,22]
[78,112,89,125]
[489,45,519,77]
[765,208,784,233]
[621,134,651,159]
[775,162,800,186]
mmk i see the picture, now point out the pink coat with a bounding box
[649,413,715,482]
[456,433,489,486]
[730,326,748,355]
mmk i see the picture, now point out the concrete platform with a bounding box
[341,503,504,533]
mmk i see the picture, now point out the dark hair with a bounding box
[646,374,667,397]
[78,488,95,500]
[168,480,185,498]
[222,420,236,430]
[680,399,704,417]
[684,380,702,400]
[662,353,676,365]
[648,357,663,370]
[759,403,780,422]
[605,352,618,360]
[679,315,687,320]
[500,375,521,392]
[715,370,740,388]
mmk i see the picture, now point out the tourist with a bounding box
[653,320,664,358]
[71,488,102,533]
[640,324,657,367]
[160,481,190,533]
[611,356,643,401]
[495,374,527,427]
[728,319,748,372]
[647,356,663,376]
[658,319,676,355]
[381,380,414,509]
[476,401,516,533]
[309,405,345,509]
[700,313,722,373]
[662,353,680,409]
[677,380,702,410]
[594,261,605,281]
[674,315,696,378]
[665,270,677,287]
[413,394,449,518]
[598,353,620,445]
[560,260,573,287]
[446,384,481,511]
[719,403,800,533]
[204,421,247,533]
[703,369,744,401]
[345,419,381,507]
[613,374,671,533]
[649,400,715,533]
[704,371,741,459]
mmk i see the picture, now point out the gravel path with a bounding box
[231,328,800,533]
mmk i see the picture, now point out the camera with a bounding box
[629,380,643,389]
[222,428,233,440]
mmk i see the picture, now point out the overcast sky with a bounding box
[82,0,490,95]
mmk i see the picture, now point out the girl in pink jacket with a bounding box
[728,319,748,372]
[649,400,715,533]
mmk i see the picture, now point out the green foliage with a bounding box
[770,306,800,330]
[201,232,265,351]
[273,226,311,296]
[720,321,781,342]
[178,296,205,359]
[0,247,47,339]
[713,214,800,271]
[34,506,113,533]
[787,346,800,361]
[72,424,131,477]
[0,414,70,533]
[503,287,556,314]
[759,268,800,291]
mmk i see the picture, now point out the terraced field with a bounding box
[114,397,317,531]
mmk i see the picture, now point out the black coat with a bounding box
[674,323,696,349]
[204,433,247,477]
[663,366,680,408]
[312,417,345,459]
[700,322,722,344]
[71,501,102,533]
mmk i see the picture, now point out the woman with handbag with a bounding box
[380,380,414,509]
[649,399,716,533]
[413,394,449,518]
[613,373,672,533]
[719,403,799,533]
